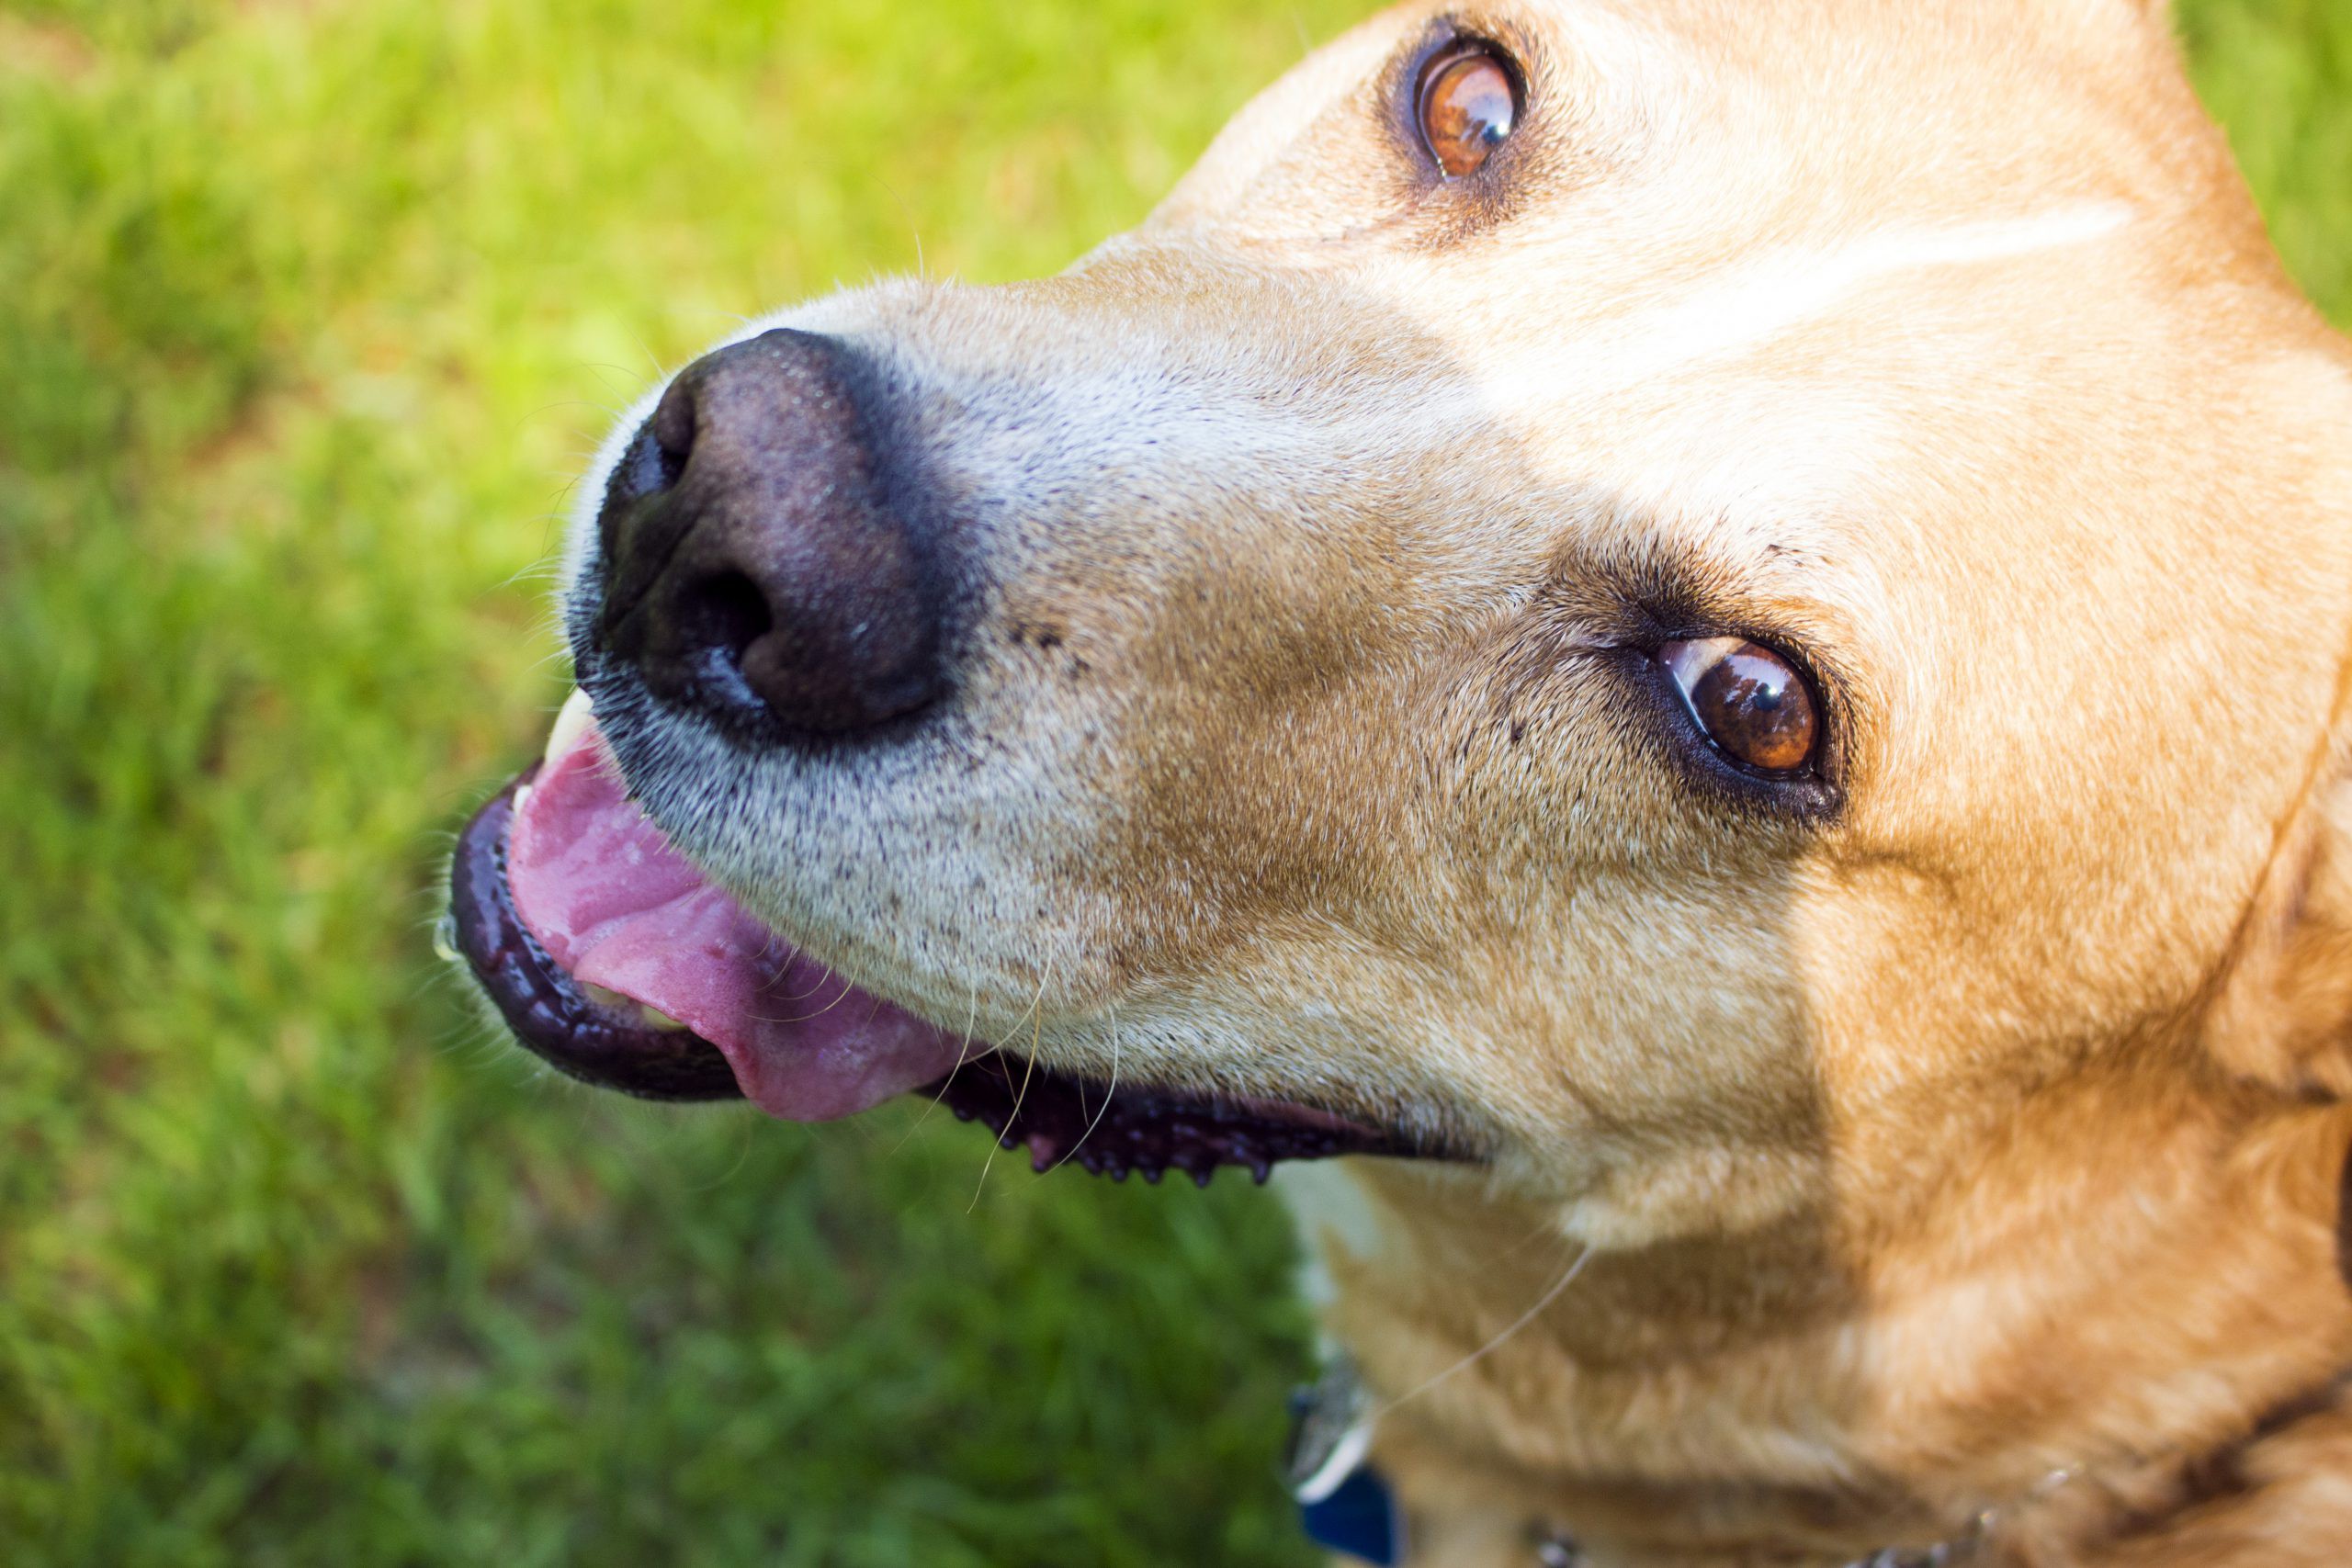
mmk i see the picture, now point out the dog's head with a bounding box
[456,0,2352,1253]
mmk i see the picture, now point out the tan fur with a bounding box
[581,0,2352,1560]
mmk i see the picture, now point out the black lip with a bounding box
[449,773,1446,1180]
[450,770,745,1100]
[930,1054,1417,1187]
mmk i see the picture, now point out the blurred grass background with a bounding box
[0,0,2344,1562]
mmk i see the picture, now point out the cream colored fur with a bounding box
[566,1,2352,1561]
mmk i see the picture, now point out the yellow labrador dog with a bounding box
[448,0,2352,1561]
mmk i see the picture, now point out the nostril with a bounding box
[680,570,774,666]
[650,379,696,478]
[611,416,689,508]
[591,327,947,742]
[632,569,779,728]
[608,372,701,512]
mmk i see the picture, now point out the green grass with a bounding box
[0,1,2345,1562]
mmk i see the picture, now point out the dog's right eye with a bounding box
[1418,45,1518,177]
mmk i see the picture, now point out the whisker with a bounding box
[1052,1001,1119,1173]
[683,1110,756,1192]
[629,333,667,384]
[893,987,986,1153]
[746,967,858,1024]
[918,986,989,1120]
[968,1049,1038,1212]
[968,969,1048,1209]
[1373,1244,1593,1418]
[775,964,840,1005]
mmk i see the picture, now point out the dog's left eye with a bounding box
[1418,45,1518,176]
[1658,637,1819,775]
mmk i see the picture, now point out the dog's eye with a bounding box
[1658,637,1818,775]
[1418,46,1517,177]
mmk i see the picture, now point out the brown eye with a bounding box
[1419,48,1517,177]
[1658,637,1819,775]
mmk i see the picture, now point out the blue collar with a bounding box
[1287,1355,1401,1565]
[1299,1462,1403,1566]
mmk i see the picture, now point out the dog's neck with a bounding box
[1315,1054,2352,1564]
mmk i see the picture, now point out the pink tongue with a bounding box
[504,716,969,1120]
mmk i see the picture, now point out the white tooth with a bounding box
[542,686,596,771]
[580,983,684,1032]
[513,784,534,813]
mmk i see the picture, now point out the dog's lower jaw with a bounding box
[1306,1090,2352,1568]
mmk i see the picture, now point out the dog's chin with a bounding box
[445,693,1442,1185]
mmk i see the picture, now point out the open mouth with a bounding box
[446,693,1424,1184]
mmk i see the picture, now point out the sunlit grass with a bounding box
[1,0,2345,1562]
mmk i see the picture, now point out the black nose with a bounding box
[592,328,944,739]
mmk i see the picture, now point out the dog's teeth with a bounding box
[564,987,682,1036]
[542,686,596,770]
[513,783,534,814]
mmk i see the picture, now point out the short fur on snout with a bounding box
[526,0,2352,1562]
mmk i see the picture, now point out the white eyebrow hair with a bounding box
[1545,202,2140,389]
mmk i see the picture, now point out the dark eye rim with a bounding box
[1616,633,1845,818]
[1658,637,1822,781]
[1396,26,1529,184]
